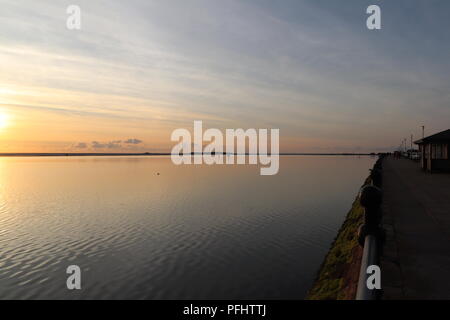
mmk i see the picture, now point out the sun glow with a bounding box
[0,112,10,130]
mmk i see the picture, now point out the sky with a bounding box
[0,0,449,153]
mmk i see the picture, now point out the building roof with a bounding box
[414,129,450,144]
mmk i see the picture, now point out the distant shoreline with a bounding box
[0,152,378,157]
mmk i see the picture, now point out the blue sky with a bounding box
[0,0,449,152]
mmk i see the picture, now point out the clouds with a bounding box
[74,142,87,149]
[92,141,122,149]
[124,138,142,144]
[74,139,143,150]
[1,1,450,153]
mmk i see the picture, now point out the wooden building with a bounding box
[414,129,450,172]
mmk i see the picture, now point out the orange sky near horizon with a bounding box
[0,54,371,154]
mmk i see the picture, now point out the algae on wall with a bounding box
[306,176,371,300]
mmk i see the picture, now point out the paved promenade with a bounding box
[381,157,450,299]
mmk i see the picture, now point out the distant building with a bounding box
[414,129,450,172]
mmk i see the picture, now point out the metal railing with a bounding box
[356,157,383,300]
[356,234,379,300]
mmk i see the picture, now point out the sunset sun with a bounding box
[0,112,10,130]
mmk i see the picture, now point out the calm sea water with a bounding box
[0,155,375,299]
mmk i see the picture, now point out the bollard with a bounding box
[356,184,383,300]
[370,168,382,188]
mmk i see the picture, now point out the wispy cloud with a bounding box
[74,142,87,149]
[124,138,143,145]
[70,138,144,151]
[92,141,122,149]
[1,0,450,152]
